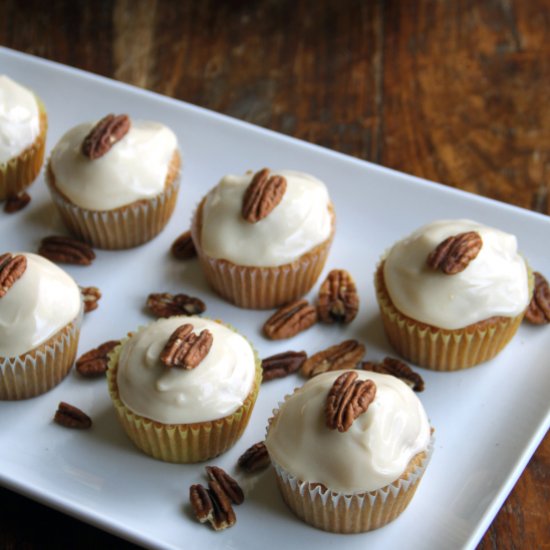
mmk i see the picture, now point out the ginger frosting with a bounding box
[383,219,530,330]
[200,170,333,267]
[0,253,82,357]
[265,370,431,494]
[0,75,40,164]
[116,317,256,424]
[49,119,178,210]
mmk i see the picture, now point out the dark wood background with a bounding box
[1,0,548,548]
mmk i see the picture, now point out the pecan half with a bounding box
[54,402,92,429]
[208,479,237,531]
[205,466,244,505]
[241,168,287,223]
[525,271,550,324]
[261,350,307,382]
[146,292,206,318]
[190,484,214,524]
[426,231,482,274]
[80,286,101,313]
[4,192,31,213]
[301,339,365,378]
[76,340,120,378]
[81,114,131,159]
[38,235,96,265]
[317,269,359,323]
[263,299,318,340]
[361,356,425,392]
[237,441,271,473]
[325,371,376,432]
[0,253,27,298]
[171,230,197,260]
[160,324,213,369]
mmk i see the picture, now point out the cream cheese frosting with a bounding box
[0,75,40,164]
[0,253,82,357]
[265,370,430,494]
[49,119,178,210]
[116,316,256,424]
[383,219,530,330]
[200,170,333,267]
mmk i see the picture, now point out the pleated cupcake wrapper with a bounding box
[0,103,47,200]
[374,260,531,371]
[0,311,82,400]
[191,198,335,309]
[106,324,263,463]
[46,171,180,250]
[271,438,433,534]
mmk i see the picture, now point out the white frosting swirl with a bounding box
[50,120,178,210]
[200,170,333,267]
[0,75,40,164]
[116,317,256,424]
[265,370,430,493]
[0,253,82,357]
[383,219,530,330]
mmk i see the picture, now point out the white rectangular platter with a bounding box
[1,47,549,550]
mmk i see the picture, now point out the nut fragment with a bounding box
[75,340,120,378]
[4,192,31,213]
[171,230,197,260]
[38,235,96,265]
[361,356,425,392]
[261,350,307,382]
[80,286,101,313]
[301,339,365,378]
[426,231,482,274]
[160,323,213,369]
[242,168,287,223]
[146,292,206,318]
[237,441,271,473]
[263,299,318,340]
[190,484,214,524]
[325,371,376,432]
[0,253,27,298]
[81,114,131,159]
[317,269,359,323]
[205,466,244,505]
[54,402,92,429]
[524,272,550,325]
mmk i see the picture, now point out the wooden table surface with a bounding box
[1,1,548,548]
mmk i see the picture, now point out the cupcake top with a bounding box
[383,219,530,330]
[116,316,257,424]
[200,169,333,267]
[0,253,82,357]
[0,75,41,164]
[265,370,431,493]
[49,117,178,210]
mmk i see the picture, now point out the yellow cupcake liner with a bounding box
[191,198,335,309]
[106,324,262,463]
[0,101,47,200]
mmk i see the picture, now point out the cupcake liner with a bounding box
[374,261,531,371]
[0,311,82,400]
[191,198,335,309]
[106,326,263,463]
[0,102,47,200]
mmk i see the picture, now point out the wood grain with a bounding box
[1,0,548,548]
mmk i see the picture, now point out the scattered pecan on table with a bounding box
[170,230,197,260]
[80,286,101,313]
[160,324,213,369]
[0,253,27,298]
[301,339,366,378]
[237,441,271,473]
[317,268,359,324]
[360,356,425,392]
[4,192,31,213]
[426,231,482,274]
[241,168,287,223]
[146,292,206,318]
[75,340,120,378]
[261,350,307,382]
[54,402,92,429]
[81,114,130,159]
[38,235,96,266]
[263,299,318,340]
[206,466,244,505]
[524,271,550,325]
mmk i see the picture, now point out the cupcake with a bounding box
[191,168,335,309]
[375,219,532,371]
[265,370,432,533]
[107,316,262,463]
[46,114,180,249]
[0,252,82,400]
[0,75,48,200]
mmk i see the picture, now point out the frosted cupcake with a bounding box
[375,219,532,371]
[191,168,335,309]
[46,114,180,249]
[265,370,432,533]
[107,316,262,463]
[0,253,82,400]
[0,75,47,200]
